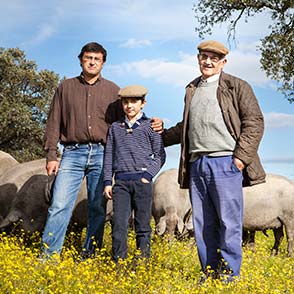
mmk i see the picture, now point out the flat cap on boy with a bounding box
[197,40,229,56]
[118,85,148,98]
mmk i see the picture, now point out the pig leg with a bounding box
[271,226,284,255]
[284,224,293,257]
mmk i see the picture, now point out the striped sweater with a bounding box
[103,113,166,186]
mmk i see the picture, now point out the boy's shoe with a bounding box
[198,270,218,285]
[78,250,96,262]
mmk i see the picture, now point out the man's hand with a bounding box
[151,117,164,133]
[141,178,150,184]
[233,157,245,171]
[104,186,113,200]
[46,160,59,176]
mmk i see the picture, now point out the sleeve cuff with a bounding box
[143,172,152,182]
[46,149,58,162]
[104,180,112,187]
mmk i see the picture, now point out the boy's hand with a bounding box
[151,117,164,133]
[141,178,150,184]
[104,186,113,200]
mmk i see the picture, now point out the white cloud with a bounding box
[108,46,272,88]
[225,50,270,86]
[103,0,196,41]
[1,0,197,43]
[108,54,198,87]
[264,112,294,129]
[120,39,152,48]
[1,0,274,49]
[21,24,56,47]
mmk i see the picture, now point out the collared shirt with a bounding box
[125,112,143,128]
[44,74,124,161]
[201,72,221,83]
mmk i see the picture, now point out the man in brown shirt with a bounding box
[41,42,124,258]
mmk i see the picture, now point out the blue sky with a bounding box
[2,0,294,178]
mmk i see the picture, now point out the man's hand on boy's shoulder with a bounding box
[151,117,164,134]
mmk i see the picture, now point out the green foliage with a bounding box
[193,0,294,102]
[0,48,60,162]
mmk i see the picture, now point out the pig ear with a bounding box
[156,216,166,235]
[177,217,185,234]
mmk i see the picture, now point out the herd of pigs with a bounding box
[0,150,294,257]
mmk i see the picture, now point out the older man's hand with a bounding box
[151,117,164,133]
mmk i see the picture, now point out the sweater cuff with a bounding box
[142,172,152,182]
[104,180,112,187]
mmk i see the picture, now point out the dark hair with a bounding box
[78,42,107,62]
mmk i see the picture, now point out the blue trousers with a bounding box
[41,143,106,255]
[111,179,152,262]
[189,155,243,277]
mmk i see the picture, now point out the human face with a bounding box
[80,51,104,79]
[122,97,146,122]
[197,51,227,80]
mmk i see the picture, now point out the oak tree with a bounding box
[0,48,60,162]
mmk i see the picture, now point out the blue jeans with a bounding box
[41,143,106,255]
[112,179,153,262]
[189,155,243,277]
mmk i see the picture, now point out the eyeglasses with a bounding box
[198,53,224,63]
[83,55,103,63]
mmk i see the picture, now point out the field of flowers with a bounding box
[0,223,293,294]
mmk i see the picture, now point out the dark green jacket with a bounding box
[163,72,266,188]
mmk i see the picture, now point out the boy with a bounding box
[103,85,166,262]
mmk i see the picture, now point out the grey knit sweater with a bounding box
[188,78,236,159]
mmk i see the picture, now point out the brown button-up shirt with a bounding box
[44,75,123,161]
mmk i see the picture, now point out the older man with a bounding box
[163,40,265,282]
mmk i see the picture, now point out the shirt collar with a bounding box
[122,112,148,130]
[201,72,221,84]
[125,112,147,127]
[79,73,101,85]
